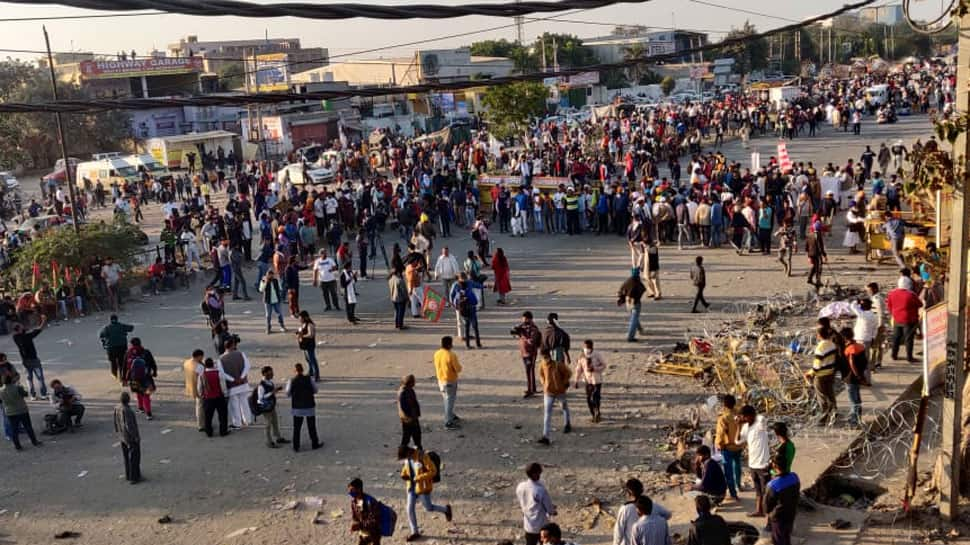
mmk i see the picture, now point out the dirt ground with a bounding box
[0,116,938,545]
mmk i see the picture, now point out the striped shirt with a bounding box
[811,339,837,377]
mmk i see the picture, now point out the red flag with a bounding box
[31,262,40,292]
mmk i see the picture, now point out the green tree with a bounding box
[623,42,648,84]
[602,68,628,90]
[6,219,145,291]
[469,39,536,73]
[481,81,548,139]
[0,60,131,169]
[533,33,597,69]
[717,21,768,76]
[218,63,246,91]
[660,76,676,96]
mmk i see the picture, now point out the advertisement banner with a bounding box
[923,302,948,395]
[80,57,203,79]
[422,286,445,322]
[253,53,290,92]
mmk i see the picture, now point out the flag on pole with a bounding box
[421,286,445,323]
[31,262,41,292]
[777,141,793,173]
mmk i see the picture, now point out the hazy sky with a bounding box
[0,0,930,62]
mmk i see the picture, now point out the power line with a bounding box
[0,10,163,22]
[1,0,654,20]
[688,0,869,36]
[0,0,879,113]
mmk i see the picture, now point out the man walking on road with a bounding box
[12,317,48,400]
[433,336,462,430]
[434,246,460,302]
[99,314,133,383]
[230,244,250,300]
[512,311,542,398]
[516,463,556,545]
[312,249,340,312]
[114,391,141,483]
[690,256,710,313]
[887,280,922,363]
[617,268,646,342]
[183,349,205,431]
[538,348,572,445]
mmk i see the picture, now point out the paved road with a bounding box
[0,113,934,545]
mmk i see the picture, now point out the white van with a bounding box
[75,157,141,190]
[866,84,890,106]
[126,154,172,182]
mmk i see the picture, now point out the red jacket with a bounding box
[886,288,922,325]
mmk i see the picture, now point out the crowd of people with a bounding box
[0,57,953,545]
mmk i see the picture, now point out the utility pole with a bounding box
[514,0,523,44]
[940,8,970,522]
[252,49,267,160]
[42,26,80,234]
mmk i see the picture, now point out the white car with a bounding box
[0,171,19,190]
[276,163,335,186]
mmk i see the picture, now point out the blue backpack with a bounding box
[363,494,397,537]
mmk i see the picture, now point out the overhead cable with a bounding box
[2,0,651,20]
[0,0,878,114]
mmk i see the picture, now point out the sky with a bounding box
[0,0,931,62]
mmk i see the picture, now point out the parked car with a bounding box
[276,162,335,186]
[0,171,19,190]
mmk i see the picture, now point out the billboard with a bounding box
[251,53,291,92]
[79,57,203,79]
[417,48,471,80]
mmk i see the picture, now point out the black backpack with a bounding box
[249,388,264,416]
[427,451,442,483]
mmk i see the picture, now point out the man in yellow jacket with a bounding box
[433,336,462,430]
[399,446,453,542]
[538,348,572,445]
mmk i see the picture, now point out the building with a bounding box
[859,4,903,26]
[295,48,514,87]
[51,55,205,99]
[167,35,328,75]
[584,30,709,64]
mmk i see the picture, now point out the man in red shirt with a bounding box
[886,284,923,363]
[148,257,166,296]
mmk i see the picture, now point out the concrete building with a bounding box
[167,35,328,75]
[294,48,514,87]
[584,30,709,64]
[50,55,205,99]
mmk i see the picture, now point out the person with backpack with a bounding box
[512,311,542,398]
[449,273,483,349]
[537,348,572,446]
[398,445,453,542]
[198,357,230,437]
[540,313,571,367]
[349,478,391,545]
[255,365,289,449]
[125,338,157,420]
[285,362,321,452]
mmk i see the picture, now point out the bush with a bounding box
[4,219,144,291]
[661,76,676,96]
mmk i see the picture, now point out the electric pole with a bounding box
[940,8,970,522]
[42,26,80,234]
[514,0,524,44]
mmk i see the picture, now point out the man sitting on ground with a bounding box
[49,379,84,432]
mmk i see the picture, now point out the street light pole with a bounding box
[939,10,970,522]
[42,26,81,234]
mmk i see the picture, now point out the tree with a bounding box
[660,76,676,96]
[469,39,536,73]
[717,21,768,76]
[602,69,628,90]
[6,219,145,291]
[533,33,597,69]
[218,63,246,91]
[622,42,648,84]
[481,81,548,139]
[0,60,131,170]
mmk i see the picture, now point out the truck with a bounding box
[768,86,802,108]
[143,130,240,170]
[75,157,142,191]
